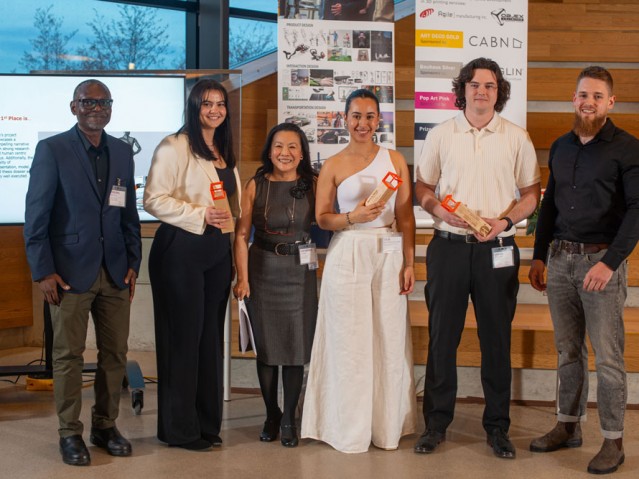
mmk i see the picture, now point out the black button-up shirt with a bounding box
[533,118,639,270]
[76,125,109,200]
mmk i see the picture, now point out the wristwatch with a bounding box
[500,216,514,231]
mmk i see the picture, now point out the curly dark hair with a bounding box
[178,79,236,169]
[452,57,510,113]
[255,122,317,186]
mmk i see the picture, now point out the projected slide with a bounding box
[0,74,185,223]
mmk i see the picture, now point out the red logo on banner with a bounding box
[420,8,435,18]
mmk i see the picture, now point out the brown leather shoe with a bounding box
[587,439,624,475]
[530,422,582,452]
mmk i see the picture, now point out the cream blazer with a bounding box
[143,133,242,235]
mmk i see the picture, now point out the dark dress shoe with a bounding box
[280,425,299,448]
[414,430,445,454]
[202,433,223,447]
[59,435,90,466]
[170,438,213,451]
[260,411,283,442]
[487,428,516,459]
[90,426,132,457]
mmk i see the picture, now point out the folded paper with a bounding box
[238,299,257,354]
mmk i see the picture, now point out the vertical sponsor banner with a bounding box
[278,1,396,170]
[414,0,529,157]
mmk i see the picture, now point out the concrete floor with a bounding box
[1,348,638,479]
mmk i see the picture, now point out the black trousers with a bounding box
[423,234,519,434]
[149,223,231,445]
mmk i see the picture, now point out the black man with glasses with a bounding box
[24,79,141,466]
[413,58,540,458]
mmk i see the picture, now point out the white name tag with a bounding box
[492,245,515,269]
[380,233,403,254]
[298,243,318,270]
[108,185,127,207]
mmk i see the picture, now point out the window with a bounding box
[229,2,277,69]
[1,0,186,73]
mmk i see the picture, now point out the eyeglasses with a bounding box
[76,98,114,110]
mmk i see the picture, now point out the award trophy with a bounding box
[210,181,235,234]
[441,194,491,237]
[365,171,403,206]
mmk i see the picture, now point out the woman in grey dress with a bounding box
[234,123,318,448]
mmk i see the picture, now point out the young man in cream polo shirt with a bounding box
[413,57,540,459]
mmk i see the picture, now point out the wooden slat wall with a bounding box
[0,227,33,330]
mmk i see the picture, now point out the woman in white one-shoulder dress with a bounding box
[301,89,417,453]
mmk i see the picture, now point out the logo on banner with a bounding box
[468,36,524,49]
[416,30,463,49]
[416,61,462,79]
[501,66,524,80]
[491,9,525,26]
[415,92,456,110]
[414,123,439,141]
[420,8,435,18]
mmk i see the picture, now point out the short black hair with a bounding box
[73,79,110,100]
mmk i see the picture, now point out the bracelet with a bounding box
[500,216,514,231]
[346,212,353,226]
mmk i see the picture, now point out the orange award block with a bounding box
[210,181,235,234]
[365,171,403,206]
[441,194,491,237]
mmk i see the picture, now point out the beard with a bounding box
[572,111,606,139]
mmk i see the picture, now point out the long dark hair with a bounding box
[178,79,236,169]
[452,57,510,113]
[255,123,316,187]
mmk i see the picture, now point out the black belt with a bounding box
[434,229,508,244]
[553,239,609,255]
[253,236,301,256]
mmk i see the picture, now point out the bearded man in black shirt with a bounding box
[529,66,639,475]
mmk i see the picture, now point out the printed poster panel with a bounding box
[278,1,396,170]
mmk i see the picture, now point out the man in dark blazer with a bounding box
[24,79,142,466]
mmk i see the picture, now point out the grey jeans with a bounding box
[546,246,627,439]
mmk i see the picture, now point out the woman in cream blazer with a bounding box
[144,79,241,451]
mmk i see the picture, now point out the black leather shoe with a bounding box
[280,425,299,448]
[487,429,516,459]
[260,411,283,442]
[90,427,132,457]
[59,435,90,466]
[414,430,445,454]
[202,434,223,447]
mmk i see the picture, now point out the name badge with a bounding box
[492,246,515,269]
[109,185,127,207]
[298,243,318,270]
[380,233,403,254]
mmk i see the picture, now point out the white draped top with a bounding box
[336,146,397,228]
